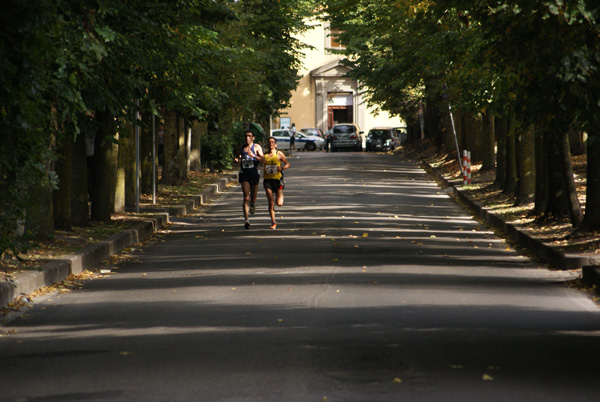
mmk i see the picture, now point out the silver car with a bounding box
[394,127,408,145]
[270,129,326,151]
[330,123,364,152]
[295,132,326,151]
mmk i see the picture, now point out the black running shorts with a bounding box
[263,178,283,191]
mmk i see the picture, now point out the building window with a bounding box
[326,24,346,51]
[330,28,344,48]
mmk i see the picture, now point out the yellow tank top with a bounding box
[263,152,281,179]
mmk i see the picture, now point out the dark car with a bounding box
[330,123,364,152]
[366,127,396,152]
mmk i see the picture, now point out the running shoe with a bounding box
[270,223,277,230]
[244,222,251,230]
[250,203,255,215]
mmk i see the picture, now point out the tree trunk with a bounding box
[569,129,585,156]
[25,177,54,240]
[481,112,495,171]
[467,113,483,166]
[119,121,136,209]
[161,110,185,185]
[184,117,191,176]
[544,130,570,219]
[190,120,204,172]
[52,133,72,230]
[114,131,126,213]
[515,124,535,206]
[161,110,179,185]
[495,117,508,188]
[504,118,517,196]
[424,92,445,149]
[576,131,600,232]
[560,132,583,227]
[141,112,154,194]
[71,132,89,227]
[442,104,456,153]
[534,130,548,215]
[541,130,582,226]
[91,112,117,222]
[25,135,54,240]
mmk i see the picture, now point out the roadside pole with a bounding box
[152,114,156,205]
[135,100,140,213]
[444,86,465,182]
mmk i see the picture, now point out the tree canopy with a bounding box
[0,0,315,256]
[325,1,600,127]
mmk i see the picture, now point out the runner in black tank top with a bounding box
[234,130,264,229]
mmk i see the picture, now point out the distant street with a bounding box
[1,151,599,401]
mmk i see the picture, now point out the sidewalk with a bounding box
[421,160,600,288]
[0,174,238,310]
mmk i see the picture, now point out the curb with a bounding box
[0,173,237,310]
[421,160,600,275]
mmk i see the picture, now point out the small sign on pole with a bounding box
[467,151,472,185]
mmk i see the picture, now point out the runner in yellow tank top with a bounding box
[263,152,282,180]
[261,136,290,229]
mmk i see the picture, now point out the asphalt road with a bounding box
[1,151,600,402]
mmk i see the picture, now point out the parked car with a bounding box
[300,128,325,139]
[394,127,408,146]
[366,127,396,152]
[330,123,364,152]
[295,131,326,151]
[270,129,326,151]
[270,129,293,150]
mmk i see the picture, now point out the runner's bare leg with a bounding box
[266,188,276,224]
[242,181,251,220]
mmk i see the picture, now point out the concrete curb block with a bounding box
[1,174,237,310]
[421,160,600,271]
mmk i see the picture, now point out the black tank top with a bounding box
[240,144,258,171]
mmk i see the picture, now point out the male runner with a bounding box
[262,136,290,229]
[235,130,264,229]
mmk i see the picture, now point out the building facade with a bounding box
[276,20,404,134]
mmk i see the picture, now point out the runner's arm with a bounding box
[248,145,265,163]
[278,152,290,171]
[233,145,243,163]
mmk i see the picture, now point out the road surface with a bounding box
[1,151,599,401]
